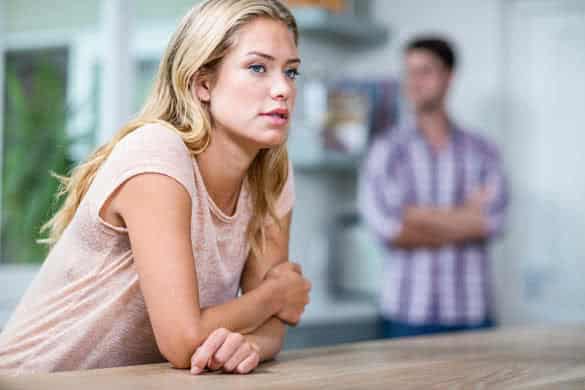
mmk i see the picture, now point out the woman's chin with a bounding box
[254,132,288,149]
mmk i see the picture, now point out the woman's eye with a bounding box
[249,64,266,74]
[285,68,300,80]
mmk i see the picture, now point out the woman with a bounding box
[0,0,310,375]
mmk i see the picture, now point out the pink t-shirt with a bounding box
[0,123,294,374]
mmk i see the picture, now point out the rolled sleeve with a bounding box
[358,137,405,244]
[480,145,509,238]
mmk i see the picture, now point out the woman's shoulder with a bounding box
[110,122,193,168]
[95,122,196,197]
[119,122,190,154]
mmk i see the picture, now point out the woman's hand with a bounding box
[264,262,311,326]
[190,328,260,375]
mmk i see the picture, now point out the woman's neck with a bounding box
[196,131,257,216]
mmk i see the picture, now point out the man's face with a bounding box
[404,49,452,113]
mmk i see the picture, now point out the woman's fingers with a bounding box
[209,332,245,371]
[289,262,302,275]
[235,348,261,374]
[190,329,261,375]
[222,341,253,372]
[266,261,303,280]
[190,328,230,375]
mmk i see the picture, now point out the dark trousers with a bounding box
[379,317,494,339]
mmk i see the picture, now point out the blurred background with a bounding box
[0,0,584,349]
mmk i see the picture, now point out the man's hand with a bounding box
[464,186,494,212]
[396,186,492,249]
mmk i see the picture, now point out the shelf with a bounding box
[292,7,389,47]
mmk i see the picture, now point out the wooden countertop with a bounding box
[2,324,584,389]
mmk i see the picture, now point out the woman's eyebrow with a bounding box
[246,51,301,64]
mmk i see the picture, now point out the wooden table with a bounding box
[2,325,584,389]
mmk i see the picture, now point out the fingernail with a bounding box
[191,366,203,375]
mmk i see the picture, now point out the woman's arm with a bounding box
[188,211,310,374]
[239,211,297,361]
[108,173,289,369]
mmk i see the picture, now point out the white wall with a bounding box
[502,0,585,324]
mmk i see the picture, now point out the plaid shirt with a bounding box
[359,123,508,325]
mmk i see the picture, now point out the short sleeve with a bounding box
[88,123,196,233]
[358,134,406,244]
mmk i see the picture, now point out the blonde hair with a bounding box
[41,0,298,258]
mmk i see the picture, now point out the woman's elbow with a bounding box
[261,331,286,362]
[158,327,204,369]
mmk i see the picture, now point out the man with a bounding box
[359,36,508,338]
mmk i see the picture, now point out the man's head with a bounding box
[404,36,456,113]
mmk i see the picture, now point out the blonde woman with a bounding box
[0,0,310,375]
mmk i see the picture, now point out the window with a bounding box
[1,48,72,264]
[135,59,160,112]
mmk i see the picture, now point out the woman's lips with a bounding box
[260,113,289,126]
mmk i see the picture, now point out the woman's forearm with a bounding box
[244,317,287,362]
[168,278,285,369]
[196,279,283,341]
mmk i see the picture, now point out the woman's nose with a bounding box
[271,74,293,100]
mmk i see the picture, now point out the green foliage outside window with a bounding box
[2,55,93,263]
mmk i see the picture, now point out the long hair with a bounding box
[41,0,298,258]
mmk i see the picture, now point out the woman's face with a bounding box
[196,17,300,152]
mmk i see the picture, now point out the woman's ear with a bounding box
[193,73,211,103]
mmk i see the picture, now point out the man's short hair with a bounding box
[405,36,457,71]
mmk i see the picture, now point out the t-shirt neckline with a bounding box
[192,157,246,223]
